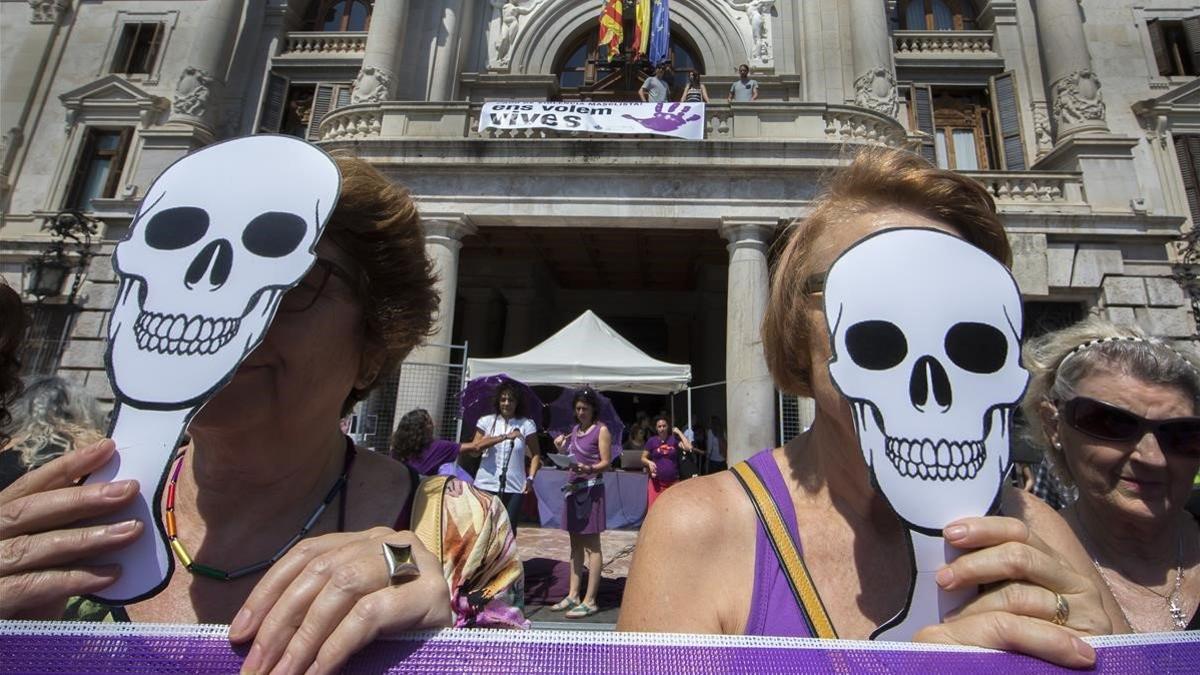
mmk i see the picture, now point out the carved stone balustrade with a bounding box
[280,31,367,58]
[893,30,997,57]
[963,172,1086,206]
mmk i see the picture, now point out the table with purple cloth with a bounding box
[532,469,648,530]
[2,622,1196,674]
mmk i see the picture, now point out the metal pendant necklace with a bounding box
[1090,534,1186,631]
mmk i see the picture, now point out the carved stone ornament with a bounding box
[172,66,214,117]
[29,0,69,24]
[351,66,392,104]
[1050,69,1106,128]
[854,67,899,118]
[1031,102,1053,154]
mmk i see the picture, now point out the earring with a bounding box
[1053,441,1062,450]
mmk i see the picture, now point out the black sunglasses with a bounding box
[1058,396,1200,457]
[278,259,362,313]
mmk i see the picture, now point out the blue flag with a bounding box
[649,0,670,66]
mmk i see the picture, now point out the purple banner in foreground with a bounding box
[1,622,1196,674]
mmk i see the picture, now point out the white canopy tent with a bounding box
[466,310,691,394]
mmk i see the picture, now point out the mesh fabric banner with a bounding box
[1,622,1196,673]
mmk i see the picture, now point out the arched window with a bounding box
[899,0,976,30]
[554,26,705,100]
[303,0,372,32]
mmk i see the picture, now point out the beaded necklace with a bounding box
[164,438,356,581]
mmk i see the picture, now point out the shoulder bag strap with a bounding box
[731,461,837,639]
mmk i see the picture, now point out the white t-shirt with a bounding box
[473,413,537,493]
[707,430,725,462]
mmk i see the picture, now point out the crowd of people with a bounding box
[0,145,1196,672]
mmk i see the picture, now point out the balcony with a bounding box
[316,101,1086,212]
[278,31,367,60]
[892,30,997,57]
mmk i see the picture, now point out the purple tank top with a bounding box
[743,448,817,637]
[568,423,603,465]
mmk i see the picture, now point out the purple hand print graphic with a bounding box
[622,103,702,133]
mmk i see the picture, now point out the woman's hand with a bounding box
[505,430,521,441]
[0,439,144,619]
[553,434,566,450]
[913,516,1111,669]
[230,528,450,675]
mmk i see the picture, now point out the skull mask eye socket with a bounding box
[944,321,1008,374]
[144,207,210,250]
[845,320,907,371]
[242,211,308,258]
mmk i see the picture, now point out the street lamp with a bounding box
[23,210,99,304]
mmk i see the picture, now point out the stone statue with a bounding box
[489,0,541,69]
[727,0,775,65]
[28,0,69,24]
[1031,102,1053,154]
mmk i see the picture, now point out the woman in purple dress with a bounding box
[551,388,612,619]
[390,408,519,482]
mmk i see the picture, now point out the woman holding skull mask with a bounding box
[1021,318,1200,631]
[0,154,527,673]
[619,147,1127,666]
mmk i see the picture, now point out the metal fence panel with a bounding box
[349,343,467,452]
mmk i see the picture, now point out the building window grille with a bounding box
[64,128,132,211]
[898,0,976,31]
[19,303,77,377]
[303,0,372,32]
[111,22,164,75]
[1147,18,1200,77]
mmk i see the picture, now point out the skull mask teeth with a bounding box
[133,311,241,356]
[824,229,1029,530]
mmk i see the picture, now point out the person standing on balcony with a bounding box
[639,64,672,103]
[728,64,759,102]
[681,72,710,103]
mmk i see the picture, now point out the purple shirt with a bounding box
[407,439,461,476]
[644,434,680,483]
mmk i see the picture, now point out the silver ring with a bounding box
[382,542,420,585]
[1052,592,1070,626]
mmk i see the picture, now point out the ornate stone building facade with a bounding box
[2,0,1196,464]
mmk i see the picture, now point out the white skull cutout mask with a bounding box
[824,229,1028,531]
[107,135,340,407]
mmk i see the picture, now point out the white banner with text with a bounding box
[478,101,706,140]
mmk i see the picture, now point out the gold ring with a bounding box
[1051,592,1070,626]
[382,542,420,585]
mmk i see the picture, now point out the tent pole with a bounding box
[687,388,692,432]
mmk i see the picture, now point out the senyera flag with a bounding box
[1,622,1196,673]
[633,0,651,58]
[598,0,622,58]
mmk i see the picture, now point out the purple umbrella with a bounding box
[547,388,625,451]
[459,374,545,440]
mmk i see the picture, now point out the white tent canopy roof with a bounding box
[466,310,692,394]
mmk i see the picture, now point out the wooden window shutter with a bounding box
[257,72,289,133]
[334,84,352,109]
[102,128,134,198]
[308,83,335,141]
[911,84,936,164]
[65,130,99,209]
[1147,20,1172,75]
[1183,16,1200,70]
[1176,135,1200,224]
[989,71,1026,171]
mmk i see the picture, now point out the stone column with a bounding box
[848,0,898,119]
[720,219,777,466]
[428,0,471,100]
[169,0,243,133]
[1032,0,1107,139]
[394,216,474,433]
[351,0,410,103]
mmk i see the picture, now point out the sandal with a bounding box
[564,601,599,619]
[550,597,579,611]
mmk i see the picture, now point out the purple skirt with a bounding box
[562,483,606,535]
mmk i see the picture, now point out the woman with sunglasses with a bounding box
[1023,318,1200,632]
[0,155,528,673]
